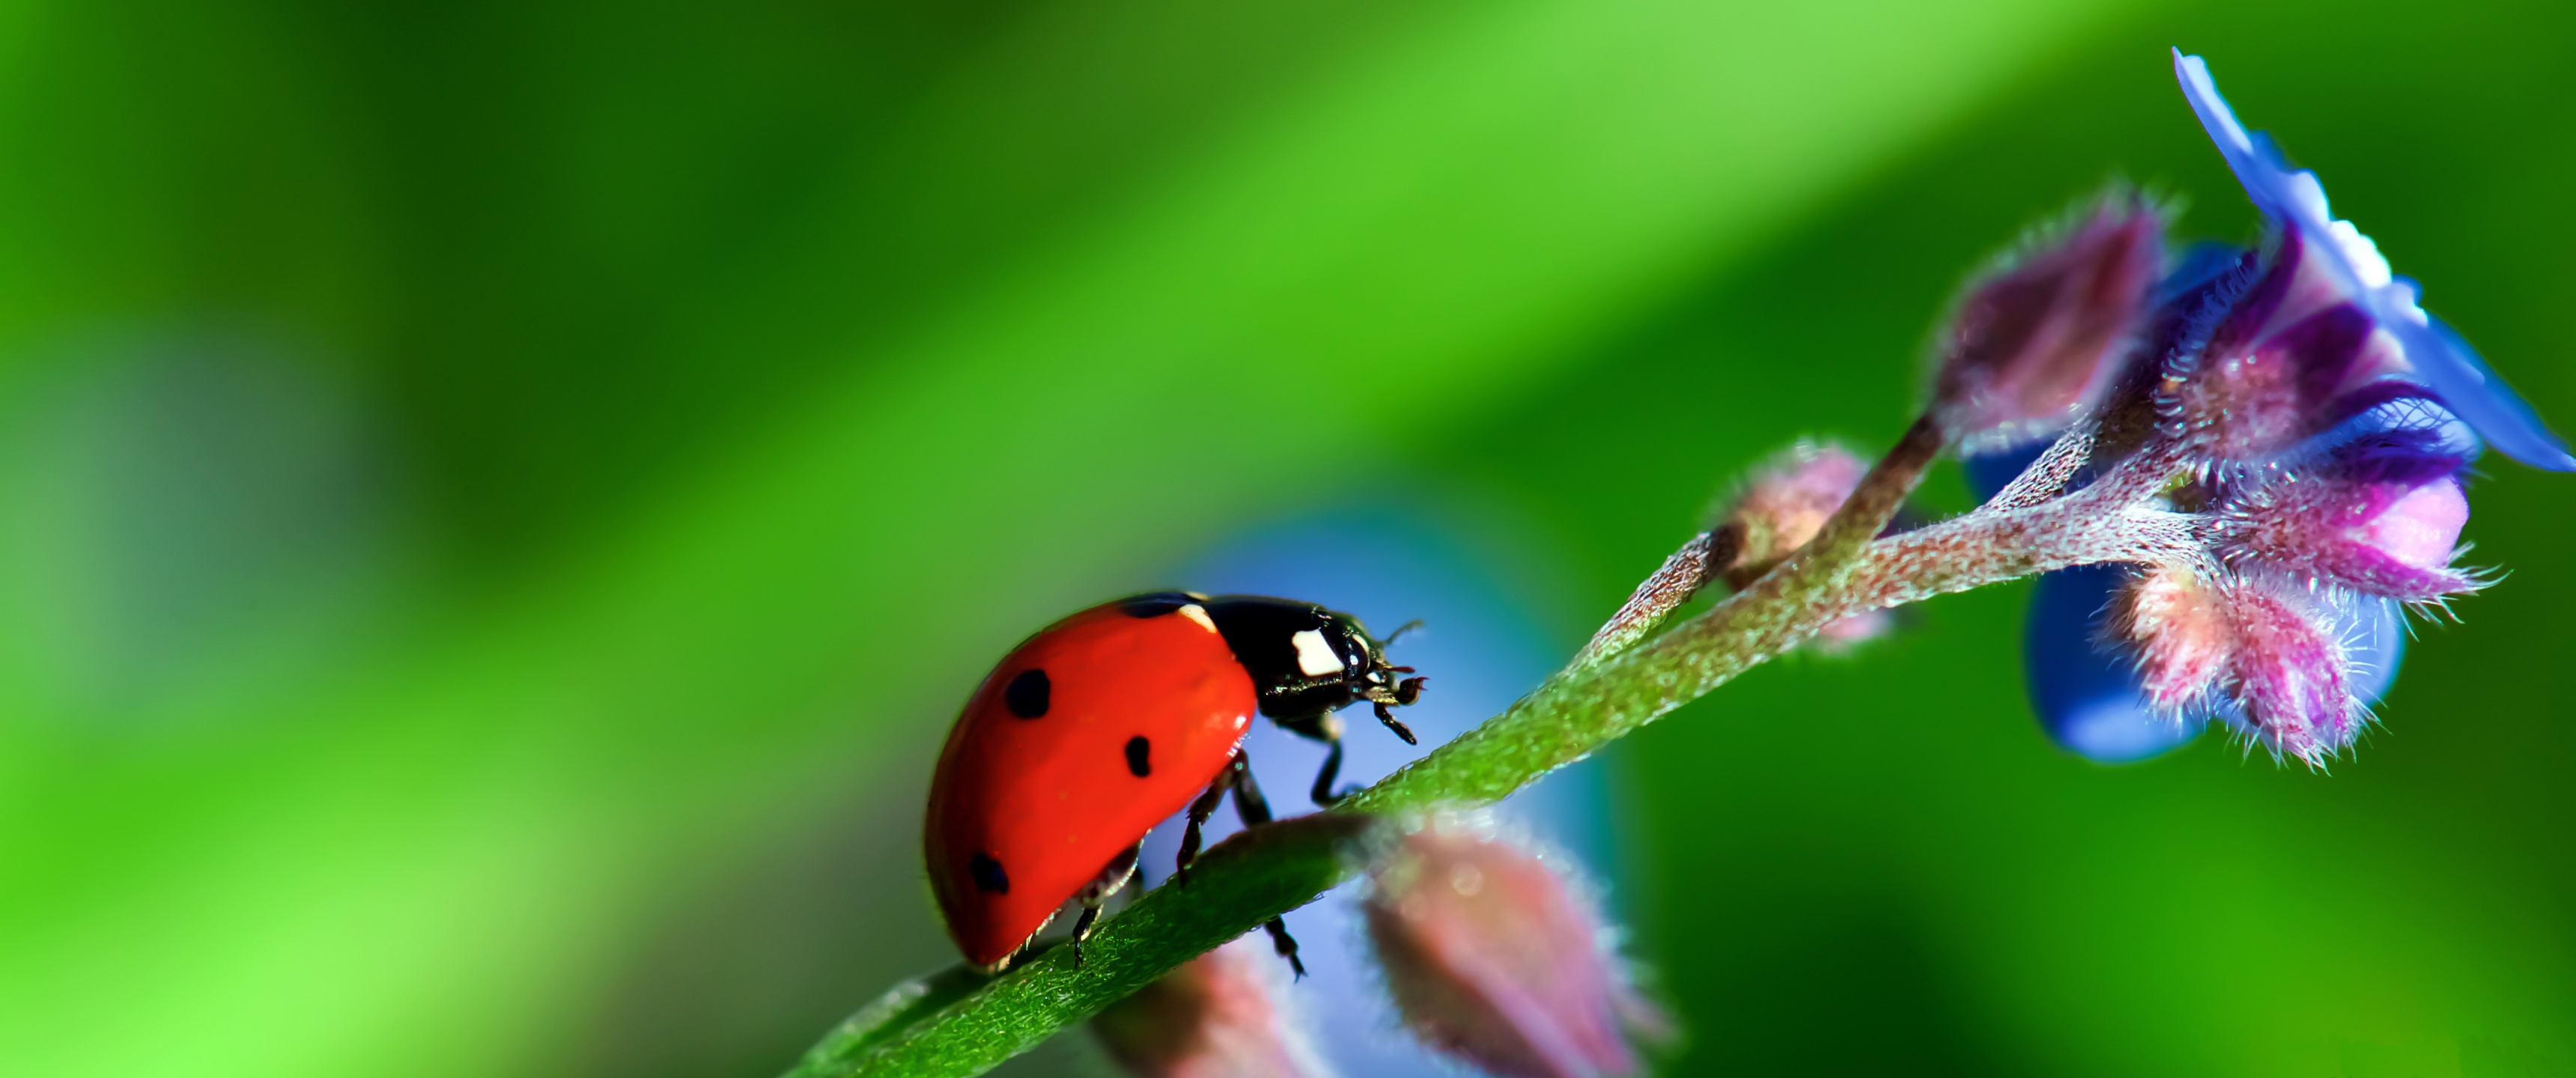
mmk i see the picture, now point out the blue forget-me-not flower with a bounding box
[1957,52,2572,764]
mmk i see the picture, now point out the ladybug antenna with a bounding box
[1378,619,1426,649]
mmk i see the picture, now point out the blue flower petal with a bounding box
[2163,240,2245,302]
[2172,49,2575,472]
[2023,565,2205,763]
[1961,440,2047,502]
[2343,595,2407,705]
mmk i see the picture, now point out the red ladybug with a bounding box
[923,591,1426,974]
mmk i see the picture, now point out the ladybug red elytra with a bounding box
[923,591,1426,974]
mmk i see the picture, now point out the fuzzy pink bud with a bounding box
[1719,442,1866,588]
[2363,479,2469,569]
[1092,936,1334,1078]
[2223,584,2359,765]
[2109,567,2234,712]
[1363,822,1664,1078]
[2227,475,2473,602]
[2217,429,2479,602]
[1933,195,2163,448]
[1813,609,1897,653]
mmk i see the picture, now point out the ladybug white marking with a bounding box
[1291,629,1342,677]
[1179,603,1218,633]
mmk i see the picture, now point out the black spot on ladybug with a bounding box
[1125,736,1152,777]
[969,852,1009,895]
[1004,669,1049,719]
[1120,591,1196,618]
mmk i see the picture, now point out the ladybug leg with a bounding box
[1065,844,1140,969]
[1373,699,1419,746]
[1227,752,1275,826]
[1261,916,1308,980]
[1221,758,1308,976]
[1174,750,1245,885]
[1063,904,1102,969]
[1307,737,1358,807]
[1281,712,1353,808]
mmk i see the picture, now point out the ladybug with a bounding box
[923,591,1427,975]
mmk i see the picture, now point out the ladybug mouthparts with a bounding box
[1357,660,1427,746]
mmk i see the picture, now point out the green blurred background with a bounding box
[1,0,2571,1075]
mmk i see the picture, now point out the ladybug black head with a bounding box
[1325,610,1427,703]
[1337,612,1429,746]
[1195,595,1429,743]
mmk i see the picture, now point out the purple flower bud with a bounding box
[2108,567,2234,713]
[1093,936,1335,1078]
[2161,234,2415,464]
[1718,442,1866,586]
[1933,195,2164,448]
[2217,421,2479,602]
[1363,822,1664,1078]
[2222,583,2360,765]
[2173,50,2575,471]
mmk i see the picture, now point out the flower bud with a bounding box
[1932,195,2163,448]
[2108,566,2233,713]
[2019,564,2412,766]
[1363,821,1663,1078]
[2217,419,2479,602]
[2160,231,2417,465]
[1714,446,1903,652]
[2223,584,2360,765]
[1813,609,1895,653]
[1717,442,1865,588]
[1092,936,1334,1078]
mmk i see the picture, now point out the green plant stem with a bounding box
[1347,415,1943,813]
[786,412,2014,1078]
[1569,526,1728,669]
[783,814,1373,1078]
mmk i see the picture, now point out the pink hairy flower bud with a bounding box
[1363,821,1665,1078]
[1717,442,1866,588]
[2216,421,2481,602]
[1092,936,1334,1078]
[2223,473,2475,603]
[1933,194,2164,448]
[2108,567,2234,713]
[2223,584,2360,765]
[2364,480,2470,570]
